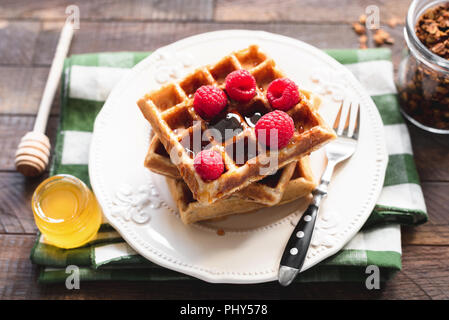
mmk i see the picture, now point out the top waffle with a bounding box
[144,89,322,206]
[145,134,296,206]
[137,45,336,204]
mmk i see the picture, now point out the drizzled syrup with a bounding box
[244,111,262,128]
[208,112,243,143]
[178,107,266,162]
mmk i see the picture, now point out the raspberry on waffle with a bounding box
[138,45,336,204]
[166,156,316,224]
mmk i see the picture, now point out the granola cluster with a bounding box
[415,3,449,59]
[351,14,396,49]
[399,2,449,130]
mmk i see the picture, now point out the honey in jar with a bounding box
[31,174,102,249]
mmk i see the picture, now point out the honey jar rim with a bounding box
[31,174,91,225]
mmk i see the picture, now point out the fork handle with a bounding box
[278,161,336,286]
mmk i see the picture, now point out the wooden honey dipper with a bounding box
[15,22,74,177]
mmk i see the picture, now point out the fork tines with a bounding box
[333,100,360,139]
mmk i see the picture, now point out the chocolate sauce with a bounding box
[208,112,243,143]
[244,112,262,128]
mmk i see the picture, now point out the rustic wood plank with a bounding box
[0,115,58,171]
[398,181,449,246]
[0,173,43,234]
[3,22,403,115]
[33,21,361,66]
[0,0,214,21]
[402,224,449,246]
[0,234,447,299]
[399,245,449,299]
[0,20,40,65]
[32,20,406,73]
[378,24,405,71]
[400,182,449,246]
[0,235,41,299]
[421,182,449,225]
[214,0,411,23]
[0,66,61,115]
[409,125,449,182]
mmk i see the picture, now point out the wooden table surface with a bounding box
[1,0,448,300]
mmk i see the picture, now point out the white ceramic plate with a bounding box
[89,30,388,283]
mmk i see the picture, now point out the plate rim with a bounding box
[89,29,388,283]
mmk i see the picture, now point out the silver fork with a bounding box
[278,100,360,286]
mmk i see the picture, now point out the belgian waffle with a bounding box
[167,156,316,224]
[145,134,298,206]
[144,89,322,205]
[137,45,336,204]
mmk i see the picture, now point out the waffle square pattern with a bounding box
[138,45,335,204]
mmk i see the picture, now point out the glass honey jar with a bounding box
[31,174,102,249]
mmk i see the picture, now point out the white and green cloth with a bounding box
[30,49,427,283]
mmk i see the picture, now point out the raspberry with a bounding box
[255,110,294,149]
[193,85,227,119]
[194,150,224,181]
[225,70,257,102]
[266,78,300,111]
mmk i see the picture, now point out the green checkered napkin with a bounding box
[31,49,427,283]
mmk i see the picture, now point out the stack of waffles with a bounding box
[137,45,336,224]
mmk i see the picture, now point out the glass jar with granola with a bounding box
[397,0,449,133]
